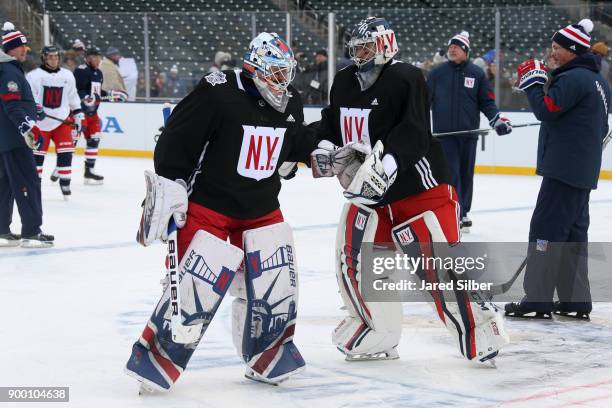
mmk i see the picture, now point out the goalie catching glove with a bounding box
[136,170,188,246]
[310,140,371,179]
[343,140,397,205]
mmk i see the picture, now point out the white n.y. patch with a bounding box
[340,107,371,146]
[237,125,286,181]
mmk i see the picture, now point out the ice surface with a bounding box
[1,156,612,407]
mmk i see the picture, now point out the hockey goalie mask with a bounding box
[348,17,398,72]
[243,32,297,113]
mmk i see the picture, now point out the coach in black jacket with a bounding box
[427,31,512,232]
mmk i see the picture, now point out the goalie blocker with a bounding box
[333,184,509,362]
[126,202,304,391]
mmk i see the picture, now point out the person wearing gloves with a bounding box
[0,22,54,247]
[505,19,610,320]
[427,31,512,232]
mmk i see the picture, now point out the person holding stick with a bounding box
[427,30,512,233]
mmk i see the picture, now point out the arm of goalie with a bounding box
[136,170,188,246]
[343,140,398,205]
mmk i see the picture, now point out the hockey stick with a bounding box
[433,122,541,137]
[160,103,202,344]
[488,130,612,296]
[44,113,76,127]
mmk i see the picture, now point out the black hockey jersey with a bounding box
[74,63,105,116]
[154,70,319,219]
[313,60,451,205]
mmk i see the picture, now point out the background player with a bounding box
[74,47,127,185]
[27,45,84,199]
[125,32,361,392]
[311,17,509,363]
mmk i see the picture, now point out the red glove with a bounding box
[23,125,42,150]
[515,59,548,91]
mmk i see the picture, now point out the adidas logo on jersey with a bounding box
[286,114,295,122]
[371,98,379,106]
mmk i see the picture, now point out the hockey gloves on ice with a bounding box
[516,59,548,91]
[490,113,512,136]
[343,140,397,205]
[137,170,188,246]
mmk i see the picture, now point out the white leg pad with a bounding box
[333,202,402,359]
[232,222,305,383]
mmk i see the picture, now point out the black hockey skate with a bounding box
[504,301,552,319]
[50,168,59,182]
[460,216,472,233]
[60,185,71,201]
[0,232,21,247]
[84,166,104,185]
[21,232,54,248]
[553,301,591,321]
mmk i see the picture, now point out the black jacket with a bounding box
[312,60,450,204]
[155,70,319,219]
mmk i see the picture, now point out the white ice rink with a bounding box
[1,156,612,408]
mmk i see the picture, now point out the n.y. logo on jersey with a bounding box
[238,125,286,181]
[43,86,63,109]
[340,107,371,146]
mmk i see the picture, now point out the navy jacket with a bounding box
[525,53,611,190]
[0,53,36,152]
[427,60,500,138]
[74,63,105,116]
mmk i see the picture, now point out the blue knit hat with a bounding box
[2,22,27,53]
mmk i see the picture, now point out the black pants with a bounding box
[0,147,43,237]
[523,177,592,312]
[439,136,477,218]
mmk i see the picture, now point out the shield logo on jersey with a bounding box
[205,71,227,86]
[340,107,371,146]
[237,125,286,181]
[7,81,19,93]
[464,77,475,88]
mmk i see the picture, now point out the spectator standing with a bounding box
[302,49,328,105]
[99,46,127,95]
[426,31,512,233]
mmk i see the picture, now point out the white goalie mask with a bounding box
[243,32,297,113]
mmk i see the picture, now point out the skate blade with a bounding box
[244,366,305,386]
[62,195,70,202]
[461,226,471,234]
[84,179,103,185]
[344,348,399,361]
[124,367,169,394]
[477,350,498,367]
[0,239,21,247]
[20,240,54,248]
[553,311,590,321]
[505,311,552,320]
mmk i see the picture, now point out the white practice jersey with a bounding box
[26,66,81,131]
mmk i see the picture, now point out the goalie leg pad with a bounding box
[232,222,305,384]
[392,210,509,362]
[333,202,402,359]
[126,229,243,390]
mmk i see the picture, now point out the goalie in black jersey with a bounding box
[125,32,364,392]
[311,17,510,363]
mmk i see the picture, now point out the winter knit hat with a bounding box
[2,22,27,53]
[448,31,470,54]
[552,19,593,55]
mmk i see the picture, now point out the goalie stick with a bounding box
[488,129,612,297]
[433,122,541,137]
[160,103,203,344]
